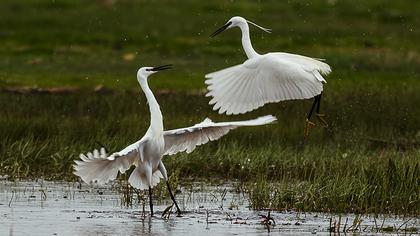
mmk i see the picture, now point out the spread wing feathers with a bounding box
[273,52,332,77]
[163,115,277,156]
[205,53,331,115]
[73,140,145,184]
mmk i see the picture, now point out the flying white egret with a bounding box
[73,65,277,216]
[206,16,331,137]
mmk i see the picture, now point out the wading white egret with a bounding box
[73,65,277,216]
[206,16,331,137]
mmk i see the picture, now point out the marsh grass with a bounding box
[244,152,419,215]
[0,0,419,215]
[0,88,419,214]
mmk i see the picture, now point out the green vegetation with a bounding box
[0,0,419,89]
[243,152,418,215]
[0,91,419,214]
[0,0,419,215]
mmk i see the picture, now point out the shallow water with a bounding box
[0,181,418,235]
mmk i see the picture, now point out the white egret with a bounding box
[73,65,277,216]
[206,16,331,137]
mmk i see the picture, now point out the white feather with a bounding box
[206,53,330,115]
[73,140,145,185]
[162,115,277,156]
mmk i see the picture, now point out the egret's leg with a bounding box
[166,181,182,215]
[304,96,320,138]
[307,95,319,120]
[315,93,328,128]
[316,92,322,113]
[149,187,154,216]
[157,162,181,217]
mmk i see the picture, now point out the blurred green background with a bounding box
[0,0,419,90]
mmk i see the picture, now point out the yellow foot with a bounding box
[315,113,329,128]
[304,119,316,138]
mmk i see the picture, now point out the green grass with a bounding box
[0,0,420,89]
[0,0,419,215]
[243,150,419,215]
[0,89,419,214]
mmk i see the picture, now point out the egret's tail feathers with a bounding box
[73,148,122,185]
[128,166,163,190]
[152,171,164,186]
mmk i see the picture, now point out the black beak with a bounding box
[149,64,172,71]
[209,22,232,38]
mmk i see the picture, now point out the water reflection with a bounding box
[0,181,417,235]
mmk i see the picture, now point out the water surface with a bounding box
[0,181,417,235]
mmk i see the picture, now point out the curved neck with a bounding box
[139,77,163,135]
[239,23,259,58]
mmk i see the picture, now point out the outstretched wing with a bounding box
[205,52,331,115]
[163,115,276,156]
[73,139,146,184]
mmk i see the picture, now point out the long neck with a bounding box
[139,78,163,135]
[239,23,259,58]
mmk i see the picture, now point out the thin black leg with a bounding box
[149,187,153,216]
[314,92,328,128]
[166,182,181,215]
[307,95,320,119]
[316,93,322,113]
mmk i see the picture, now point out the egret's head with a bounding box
[137,65,172,79]
[210,16,271,38]
[228,16,247,28]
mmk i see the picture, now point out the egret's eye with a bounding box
[146,69,151,71]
